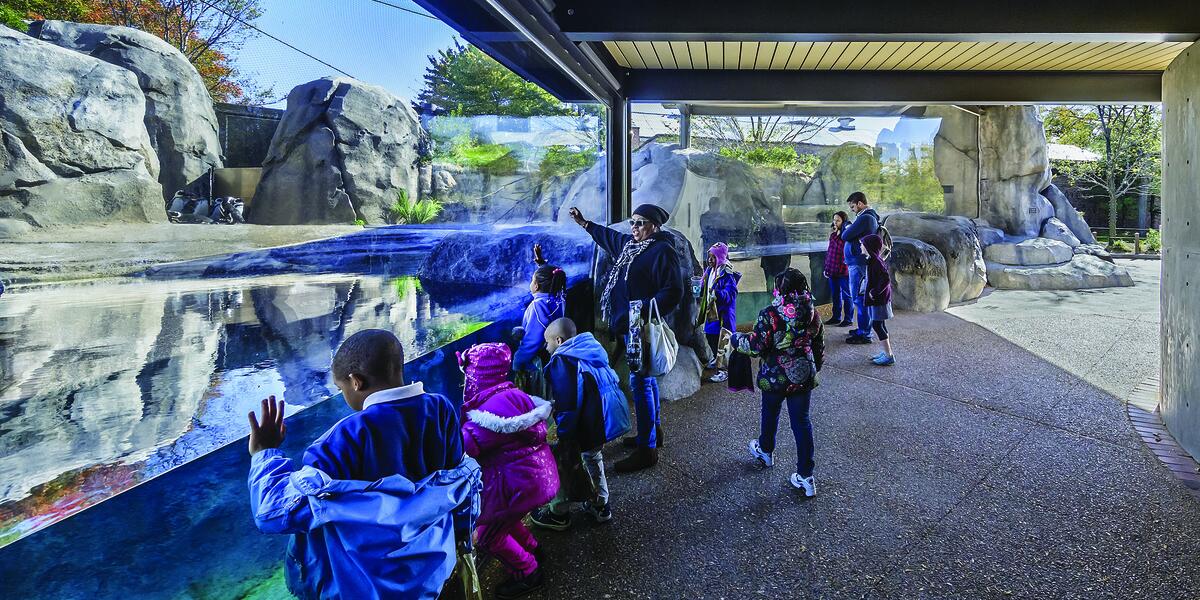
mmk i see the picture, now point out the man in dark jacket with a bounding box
[568,203,683,472]
[841,192,880,344]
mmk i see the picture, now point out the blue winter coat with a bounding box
[842,208,880,266]
[513,292,565,371]
[544,333,630,451]
[249,451,482,600]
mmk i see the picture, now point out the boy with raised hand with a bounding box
[247,329,480,600]
[530,317,629,530]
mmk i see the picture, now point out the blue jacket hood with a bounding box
[551,332,610,368]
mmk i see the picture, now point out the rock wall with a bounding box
[31,20,223,201]
[250,77,420,225]
[1161,41,1200,460]
[979,106,1053,237]
[0,25,162,231]
[926,106,979,218]
[883,213,986,303]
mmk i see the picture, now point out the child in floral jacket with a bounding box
[731,267,825,497]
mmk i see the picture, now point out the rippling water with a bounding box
[0,272,491,545]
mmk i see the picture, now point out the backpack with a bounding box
[876,223,893,261]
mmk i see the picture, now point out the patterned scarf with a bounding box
[600,237,654,323]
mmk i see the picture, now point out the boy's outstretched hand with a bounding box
[248,396,286,455]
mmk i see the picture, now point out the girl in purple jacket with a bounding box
[458,343,559,599]
[861,234,896,366]
[697,242,740,383]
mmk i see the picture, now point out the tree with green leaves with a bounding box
[693,115,833,175]
[1042,105,1161,242]
[0,0,90,29]
[416,41,575,118]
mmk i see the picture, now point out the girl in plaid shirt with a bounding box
[823,211,854,327]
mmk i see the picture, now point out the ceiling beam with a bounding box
[625,70,1163,104]
[552,1,1200,41]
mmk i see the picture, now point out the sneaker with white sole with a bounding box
[584,500,612,523]
[708,370,728,383]
[748,439,774,468]
[789,473,816,497]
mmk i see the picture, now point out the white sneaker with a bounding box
[708,370,728,383]
[748,439,774,468]
[790,473,816,497]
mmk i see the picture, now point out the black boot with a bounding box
[614,447,659,473]
[495,568,545,600]
[622,425,665,449]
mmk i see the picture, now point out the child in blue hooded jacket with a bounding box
[530,317,629,531]
[512,244,567,394]
[246,329,480,600]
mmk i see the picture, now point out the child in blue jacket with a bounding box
[513,244,567,393]
[246,329,480,600]
[530,317,629,531]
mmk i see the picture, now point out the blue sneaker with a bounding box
[872,354,896,366]
[870,351,887,362]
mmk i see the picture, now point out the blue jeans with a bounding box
[827,275,853,322]
[630,372,660,448]
[847,263,871,338]
[759,389,814,477]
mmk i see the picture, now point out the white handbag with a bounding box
[644,298,679,377]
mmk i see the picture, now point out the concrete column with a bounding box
[678,103,691,149]
[1161,41,1200,459]
[606,96,631,222]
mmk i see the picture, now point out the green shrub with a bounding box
[436,136,519,176]
[539,145,597,179]
[390,189,443,224]
[354,218,367,227]
[1109,239,1134,253]
[719,145,809,172]
[1145,228,1161,253]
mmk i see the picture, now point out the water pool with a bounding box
[0,272,499,547]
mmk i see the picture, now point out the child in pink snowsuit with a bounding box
[457,343,558,599]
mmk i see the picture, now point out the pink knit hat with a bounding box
[708,242,730,266]
[458,343,512,403]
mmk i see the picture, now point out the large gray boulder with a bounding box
[1041,217,1082,248]
[251,77,420,225]
[986,255,1134,290]
[889,237,951,312]
[417,225,593,288]
[0,26,162,229]
[658,346,701,402]
[984,237,1074,266]
[31,20,223,201]
[882,213,986,303]
[926,105,979,218]
[1040,183,1096,244]
[979,106,1053,237]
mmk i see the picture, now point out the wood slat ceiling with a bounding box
[602,40,1193,71]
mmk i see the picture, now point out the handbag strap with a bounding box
[648,297,662,323]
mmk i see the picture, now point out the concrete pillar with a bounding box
[678,103,691,149]
[1161,41,1200,460]
[607,96,631,222]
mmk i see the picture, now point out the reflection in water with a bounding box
[0,273,490,545]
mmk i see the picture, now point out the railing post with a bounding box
[1134,232,1141,255]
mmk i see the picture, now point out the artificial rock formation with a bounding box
[986,255,1134,290]
[926,105,980,218]
[417,225,593,288]
[979,106,1054,237]
[1041,217,1082,248]
[31,20,223,201]
[0,25,162,231]
[888,237,951,312]
[882,213,987,303]
[984,237,1075,266]
[1040,183,1096,244]
[802,142,877,205]
[251,77,421,225]
[658,346,702,402]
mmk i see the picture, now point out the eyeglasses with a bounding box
[629,219,651,228]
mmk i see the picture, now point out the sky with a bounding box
[231,0,943,149]
[236,0,460,107]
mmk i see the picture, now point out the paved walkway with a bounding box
[504,304,1200,598]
